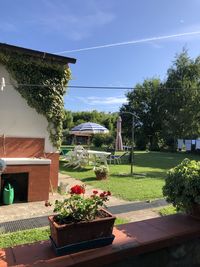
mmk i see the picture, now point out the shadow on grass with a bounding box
[59,161,92,173]
[81,177,97,182]
[134,151,200,170]
[110,170,165,180]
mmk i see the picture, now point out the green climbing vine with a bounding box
[0,49,71,149]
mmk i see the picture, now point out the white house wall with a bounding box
[0,64,56,153]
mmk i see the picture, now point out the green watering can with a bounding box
[3,183,14,205]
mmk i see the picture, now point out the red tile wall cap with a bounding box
[1,214,200,267]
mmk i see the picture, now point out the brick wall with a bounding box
[0,137,44,158]
[0,137,59,191]
[4,165,50,202]
[45,153,59,190]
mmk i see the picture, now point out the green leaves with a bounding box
[53,193,108,223]
[120,49,200,151]
[0,51,71,148]
[163,158,200,211]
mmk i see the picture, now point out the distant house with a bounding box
[0,43,76,202]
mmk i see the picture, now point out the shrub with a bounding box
[92,133,114,148]
[163,158,200,212]
[92,134,105,147]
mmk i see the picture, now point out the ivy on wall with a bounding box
[0,50,71,149]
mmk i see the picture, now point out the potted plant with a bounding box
[163,158,200,218]
[47,185,116,250]
[94,165,109,180]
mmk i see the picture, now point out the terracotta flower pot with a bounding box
[95,172,108,180]
[48,209,116,247]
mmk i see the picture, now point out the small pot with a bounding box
[95,172,108,180]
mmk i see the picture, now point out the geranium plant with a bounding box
[50,185,111,224]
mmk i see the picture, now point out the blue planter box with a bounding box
[50,234,115,256]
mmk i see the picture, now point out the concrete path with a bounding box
[0,173,128,223]
[0,173,168,226]
[58,173,129,206]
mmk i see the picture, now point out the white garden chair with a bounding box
[64,148,89,169]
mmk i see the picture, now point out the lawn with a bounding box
[158,205,178,216]
[60,151,200,201]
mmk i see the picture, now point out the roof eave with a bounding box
[0,43,76,65]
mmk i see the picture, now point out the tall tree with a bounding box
[163,50,200,146]
[120,79,164,150]
[63,110,73,130]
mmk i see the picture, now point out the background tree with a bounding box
[163,50,200,148]
[120,79,164,150]
[120,50,200,151]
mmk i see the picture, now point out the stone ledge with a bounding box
[1,214,200,267]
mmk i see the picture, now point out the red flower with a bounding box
[100,192,105,198]
[107,191,111,196]
[70,185,85,195]
[93,190,98,195]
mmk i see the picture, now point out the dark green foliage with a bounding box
[120,78,164,150]
[92,133,114,148]
[163,50,200,144]
[63,110,73,130]
[92,133,106,147]
[0,50,71,148]
[62,129,72,145]
[163,158,200,211]
[120,50,200,150]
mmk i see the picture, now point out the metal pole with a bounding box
[131,115,134,175]
[121,111,135,175]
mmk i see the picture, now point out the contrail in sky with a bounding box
[55,31,200,54]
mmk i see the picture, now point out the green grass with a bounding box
[115,217,129,225]
[158,205,177,216]
[0,219,128,249]
[0,227,50,248]
[60,151,200,201]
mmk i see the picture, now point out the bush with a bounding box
[92,133,114,148]
[135,132,148,150]
[104,134,114,146]
[62,129,72,145]
[163,158,200,212]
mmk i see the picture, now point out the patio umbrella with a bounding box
[115,116,123,151]
[70,122,109,136]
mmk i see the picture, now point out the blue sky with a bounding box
[1,0,200,112]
